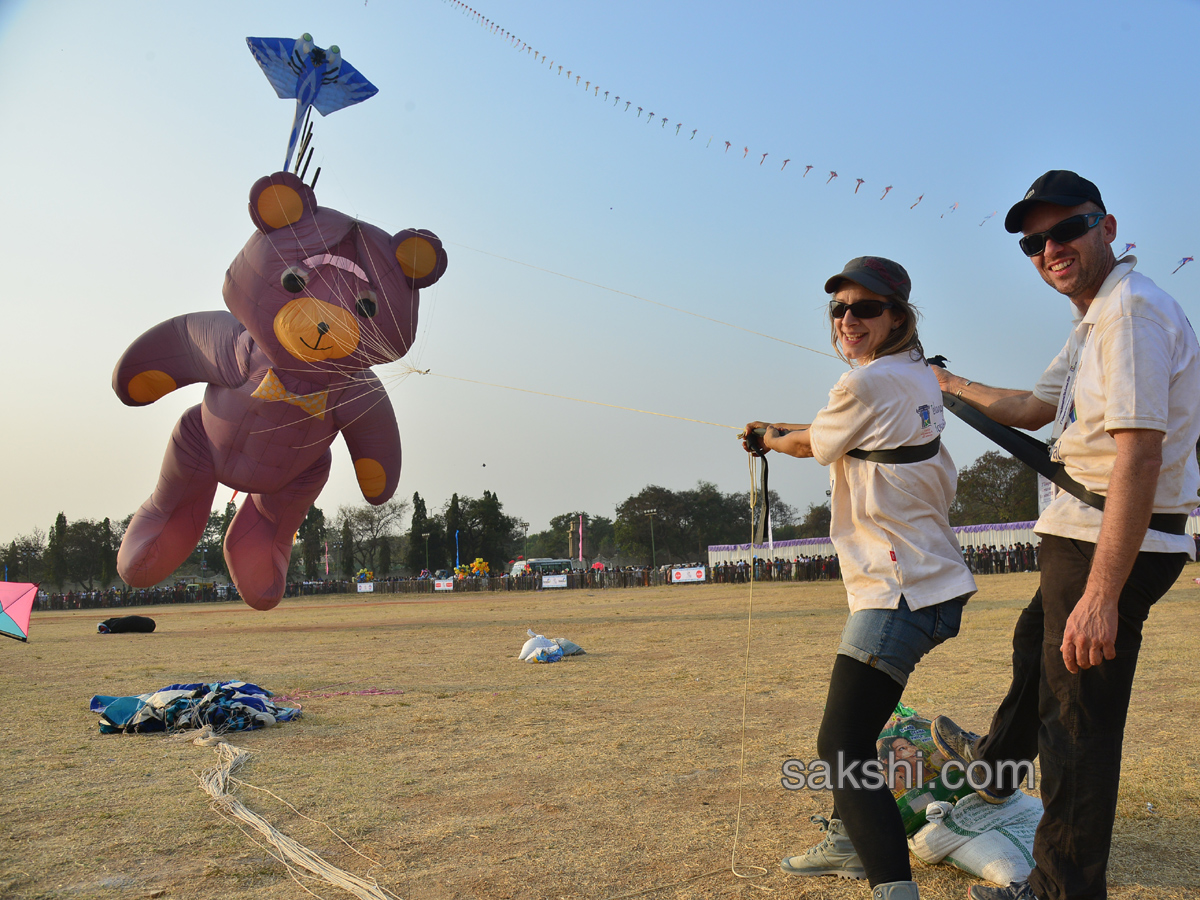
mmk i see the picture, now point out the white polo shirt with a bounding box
[1032,258,1200,557]
[809,353,977,612]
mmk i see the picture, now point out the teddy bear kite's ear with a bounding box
[248,172,318,233]
[391,228,448,289]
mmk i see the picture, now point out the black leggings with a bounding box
[816,654,909,886]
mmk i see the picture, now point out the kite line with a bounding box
[439,0,943,219]
[727,451,770,886]
[403,366,741,431]
[437,0,1194,272]
[448,242,843,360]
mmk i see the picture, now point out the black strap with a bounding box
[846,435,941,464]
[940,391,1188,535]
[1149,514,1190,534]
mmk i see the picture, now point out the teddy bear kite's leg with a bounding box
[224,451,332,610]
[117,405,218,588]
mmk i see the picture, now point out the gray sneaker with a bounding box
[872,881,920,900]
[780,815,865,879]
[968,881,1038,900]
[931,715,1010,804]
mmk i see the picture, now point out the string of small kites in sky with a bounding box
[442,0,1194,276]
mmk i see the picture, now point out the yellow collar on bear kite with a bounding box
[250,368,329,420]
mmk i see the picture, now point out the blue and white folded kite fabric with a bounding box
[90,681,301,734]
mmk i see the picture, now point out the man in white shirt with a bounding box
[931,170,1200,900]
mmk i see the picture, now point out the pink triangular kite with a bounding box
[0,582,37,642]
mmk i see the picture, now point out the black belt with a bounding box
[846,435,941,464]
[940,391,1188,535]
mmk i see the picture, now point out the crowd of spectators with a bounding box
[37,535,1190,610]
[33,583,239,610]
[710,555,843,583]
[962,542,1039,574]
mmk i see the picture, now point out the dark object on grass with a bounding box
[98,615,157,634]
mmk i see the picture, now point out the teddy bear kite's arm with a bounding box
[337,374,402,504]
[113,311,249,406]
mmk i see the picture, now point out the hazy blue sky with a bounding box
[2,0,1198,544]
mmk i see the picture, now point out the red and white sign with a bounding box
[434,579,455,592]
[672,566,706,583]
[356,582,374,593]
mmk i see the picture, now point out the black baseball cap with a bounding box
[1004,170,1106,233]
[824,256,912,302]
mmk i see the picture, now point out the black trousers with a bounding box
[817,654,909,885]
[975,534,1185,900]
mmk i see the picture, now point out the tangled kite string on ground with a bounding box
[190,726,398,900]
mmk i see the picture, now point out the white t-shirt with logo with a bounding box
[809,352,977,611]
[1032,258,1200,557]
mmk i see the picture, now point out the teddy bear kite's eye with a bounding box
[355,291,378,318]
[281,266,309,293]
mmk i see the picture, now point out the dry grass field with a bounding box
[3,567,1199,900]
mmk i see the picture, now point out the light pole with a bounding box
[644,508,658,568]
[421,533,430,574]
[517,520,529,560]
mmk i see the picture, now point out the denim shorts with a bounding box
[837,595,967,687]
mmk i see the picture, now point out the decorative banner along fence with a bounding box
[709,510,1200,565]
[707,537,836,566]
[438,1,1200,270]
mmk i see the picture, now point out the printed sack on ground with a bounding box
[877,704,975,835]
[518,629,585,662]
[909,790,1042,885]
[518,630,557,661]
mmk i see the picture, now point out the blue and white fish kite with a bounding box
[247,34,379,171]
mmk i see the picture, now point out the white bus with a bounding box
[509,558,575,576]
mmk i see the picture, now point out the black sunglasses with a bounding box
[1018,212,1106,257]
[829,299,896,319]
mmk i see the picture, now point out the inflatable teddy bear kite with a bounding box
[113,171,447,609]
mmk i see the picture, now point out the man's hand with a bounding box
[928,358,954,391]
[929,361,974,398]
[1060,428,1163,674]
[1061,592,1119,673]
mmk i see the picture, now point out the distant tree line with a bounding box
[949,450,1039,525]
[487,481,810,569]
[4,451,1046,589]
[3,502,241,590]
